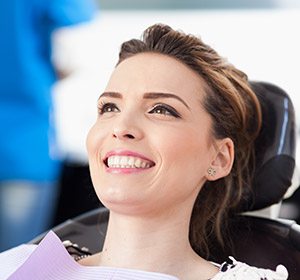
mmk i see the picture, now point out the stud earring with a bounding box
[207,167,216,176]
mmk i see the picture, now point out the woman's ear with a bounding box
[206,138,234,181]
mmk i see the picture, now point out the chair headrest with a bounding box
[238,81,296,212]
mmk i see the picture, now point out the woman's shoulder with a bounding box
[0,243,37,279]
[211,257,288,280]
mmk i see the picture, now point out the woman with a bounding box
[0,24,288,280]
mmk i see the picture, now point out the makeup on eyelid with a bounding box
[97,101,181,118]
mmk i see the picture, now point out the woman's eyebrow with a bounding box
[98,91,122,99]
[143,92,190,109]
[98,91,190,110]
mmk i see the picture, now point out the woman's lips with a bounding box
[103,150,155,173]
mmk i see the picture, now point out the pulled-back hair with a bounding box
[117,24,262,259]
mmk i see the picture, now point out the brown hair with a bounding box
[117,24,262,259]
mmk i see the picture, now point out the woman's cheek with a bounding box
[86,123,105,155]
[86,124,96,153]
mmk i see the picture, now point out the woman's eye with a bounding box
[98,102,119,115]
[148,104,181,118]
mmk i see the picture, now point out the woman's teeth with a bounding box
[106,156,153,169]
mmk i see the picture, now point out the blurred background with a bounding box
[1,0,300,250]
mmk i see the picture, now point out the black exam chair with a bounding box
[31,81,300,279]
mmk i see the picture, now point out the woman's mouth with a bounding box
[105,155,155,169]
[103,151,156,173]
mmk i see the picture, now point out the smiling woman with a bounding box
[0,24,289,280]
[87,52,219,222]
[88,25,261,258]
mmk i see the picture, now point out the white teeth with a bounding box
[128,157,134,166]
[134,158,142,168]
[120,157,127,166]
[106,155,153,169]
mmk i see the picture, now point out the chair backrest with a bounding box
[30,81,300,279]
[230,215,300,279]
[225,81,299,279]
[237,81,296,212]
[31,207,107,254]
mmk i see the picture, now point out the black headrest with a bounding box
[238,81,296,212]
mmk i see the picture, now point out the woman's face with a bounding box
[87,53,219,216]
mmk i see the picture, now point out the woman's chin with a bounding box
[98,189,148,214]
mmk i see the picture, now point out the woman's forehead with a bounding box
[105,53,207,103]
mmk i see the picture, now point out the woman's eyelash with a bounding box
[97,102,181,118]
[148,104,181,118]
[97,102,119,115]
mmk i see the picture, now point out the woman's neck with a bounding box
[91,208,218,279]
[102,212,190,266]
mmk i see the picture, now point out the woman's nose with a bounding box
[113,128,135,140]
[112,118,143,141]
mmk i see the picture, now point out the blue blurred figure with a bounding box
[0,0,96,251]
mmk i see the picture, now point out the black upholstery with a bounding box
[30,81,300,279]
[230,215,300,279]
[31,208,107,254]
[238,81,296,211]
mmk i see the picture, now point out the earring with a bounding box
[207,167,216,176]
